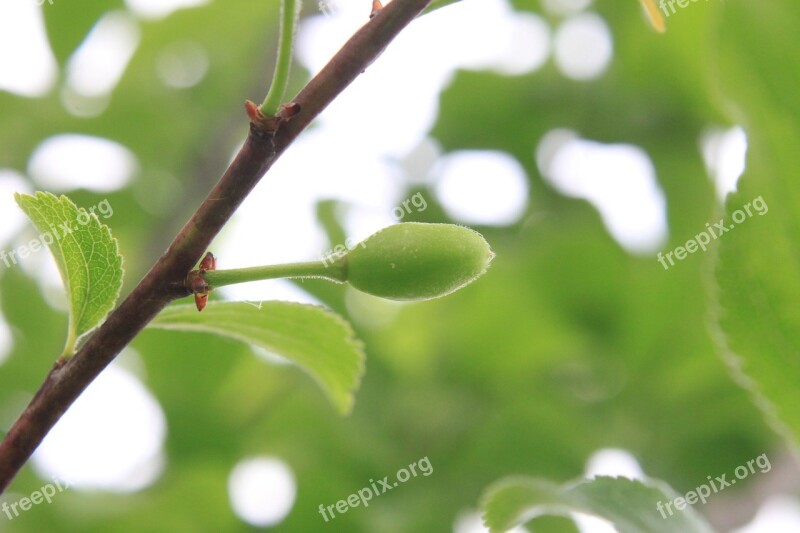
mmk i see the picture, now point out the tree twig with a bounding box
[0,0,431,494]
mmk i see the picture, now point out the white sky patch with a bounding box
[32,364,166,492]
[28,134,138,192]
[61,11,140,117]
[0,171,33,252]
[229,457,296,527]
[700,125,748,201]
[418,0,551,76]
[213,206,321,304]
[733,495,800,533]
[554,13,613,81]
[537,129,667,254]
[434,150,529,226]
[0,1,57,97]
[315,0,342,17]
[572,513,618,533]
[494,13,552,75]
[273,128,404,214]
[453,510,529,533]
[297,21,446,158]
[156,41,209,89]
[584,448,646,480]
[65,11,139,97]
[125,0,211,20]
[297,0,550,157]
[398,137,442,185]
[219,279,323,307]
[341,208,398,247]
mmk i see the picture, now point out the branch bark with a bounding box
[0,0,431,494]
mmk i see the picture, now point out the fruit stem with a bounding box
[204,258,346,289]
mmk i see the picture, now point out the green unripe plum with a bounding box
[344,223,493,301]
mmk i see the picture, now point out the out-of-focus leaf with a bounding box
[14,191,123,356]
[714,3,800,443]
[481,476,713,533]
[422,0,462,16]
[42,0,121,64]
[149,302,365,415]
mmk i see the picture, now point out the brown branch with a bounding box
[0,0,431,494]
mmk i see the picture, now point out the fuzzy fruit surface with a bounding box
[345,223,493,301]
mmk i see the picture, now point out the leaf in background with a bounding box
[15,191,123,357]
[421,0,462,16]
[41,0,122,65]
[481,476,713,533]
[714,2,800,443]
[149,302,365,415]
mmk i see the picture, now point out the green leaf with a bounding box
[42,0,122,65]
[421,0,462,16]
[481,476,713,533]
[14,191,124,357]
[714,2,800,442]
[148,302,365,415]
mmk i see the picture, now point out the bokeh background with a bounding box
[1,0,798,531]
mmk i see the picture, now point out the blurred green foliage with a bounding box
[1,0,798,531]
